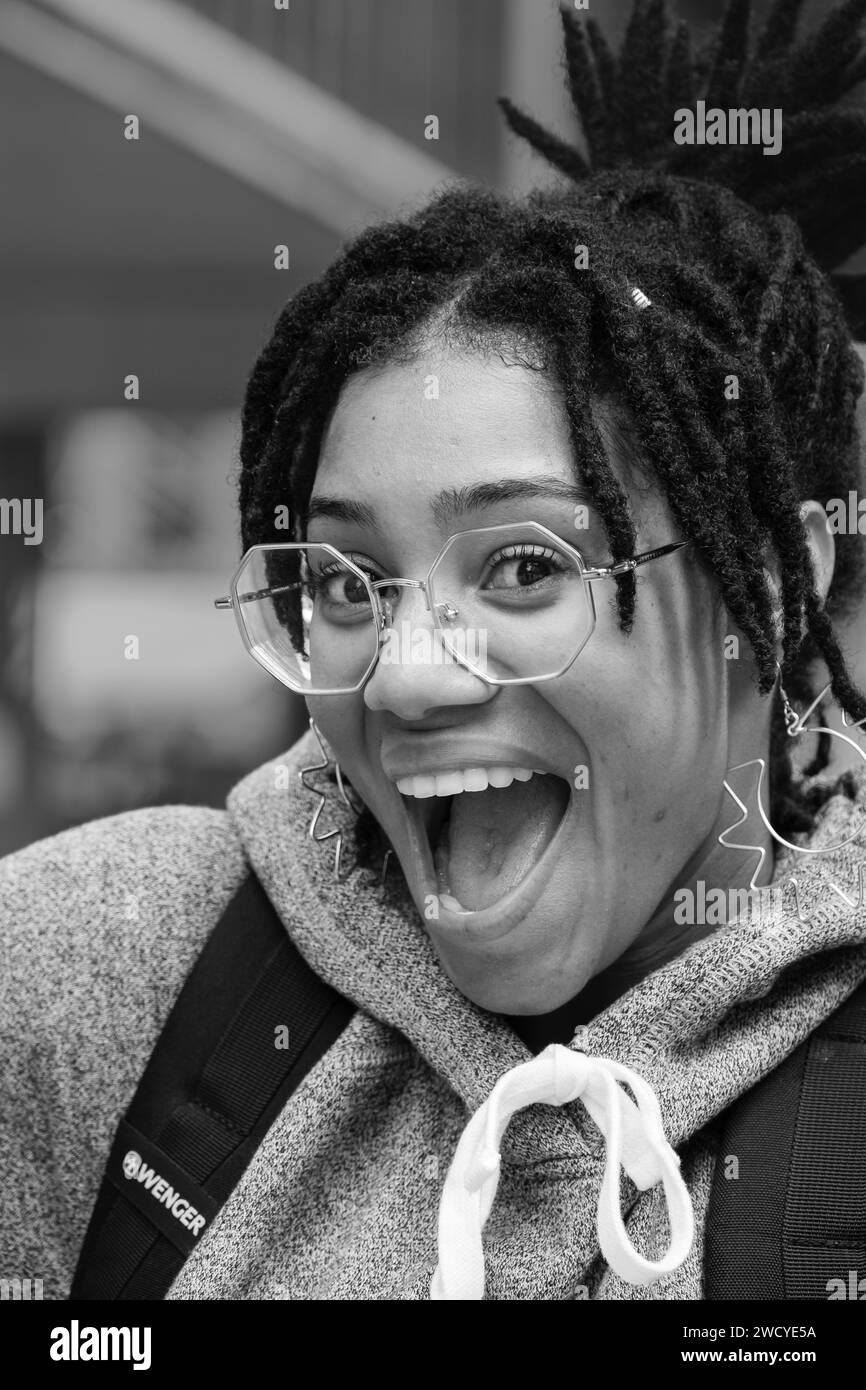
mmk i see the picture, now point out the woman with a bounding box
[4,0,866,1301]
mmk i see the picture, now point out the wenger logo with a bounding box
[123,1150,141,1179]
[122,1149,206,1237]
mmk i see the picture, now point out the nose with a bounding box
[363,585,496,720]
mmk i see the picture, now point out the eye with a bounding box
[308,552,386,613]
[481,543,571,592]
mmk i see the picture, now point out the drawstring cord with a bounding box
[430,1043,694,1299]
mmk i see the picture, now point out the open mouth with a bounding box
[397,767,572,913]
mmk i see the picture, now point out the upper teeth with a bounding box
[395,767,544,797]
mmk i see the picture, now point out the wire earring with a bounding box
[299,718,395,888]
[719,665,866,911]
[298,718,359,881]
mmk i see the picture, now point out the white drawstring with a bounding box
[430,1043,694,1300]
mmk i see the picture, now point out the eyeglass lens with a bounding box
[232,526,595,693]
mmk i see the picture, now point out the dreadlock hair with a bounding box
[239,0,866,862]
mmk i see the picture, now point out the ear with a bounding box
[762,501,835,654]
[798,499,835,602]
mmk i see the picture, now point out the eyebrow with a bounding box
[304,476,594,530]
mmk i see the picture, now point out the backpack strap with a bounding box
[705,975,866,1299]
[70,871,355,1300]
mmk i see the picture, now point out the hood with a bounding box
[226,725,866,1291]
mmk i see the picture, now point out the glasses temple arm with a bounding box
[214,581,305,609]
[583,540,688,581]
[632,540,689,568]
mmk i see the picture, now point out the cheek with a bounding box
[307,697,395,814]
[545,597,729,815]
[306,696,364,768]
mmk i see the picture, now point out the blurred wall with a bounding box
[0,0,506,854]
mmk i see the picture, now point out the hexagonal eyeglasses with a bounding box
[214,522,687,695]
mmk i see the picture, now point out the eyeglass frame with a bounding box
[214,522,689,695]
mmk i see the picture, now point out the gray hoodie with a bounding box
[2,725,866,1300]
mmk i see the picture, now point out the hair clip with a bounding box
[630,285,652,310]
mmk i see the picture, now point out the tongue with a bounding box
[435,774,567,912]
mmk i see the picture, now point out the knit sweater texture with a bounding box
[3,725,866,1300]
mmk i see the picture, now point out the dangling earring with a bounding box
[299,718,394,887]
[719,665,866,904]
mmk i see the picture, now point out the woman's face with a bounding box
[305,349,751,1013]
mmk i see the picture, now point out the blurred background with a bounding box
[0,0,864,855]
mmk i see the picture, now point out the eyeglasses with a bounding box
[214,523,687,696]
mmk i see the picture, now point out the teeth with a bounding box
[462,767,489,792]
[433,771,465,797]
[404,775,437,798]
[487,766,520,788]
[395,766,542,797]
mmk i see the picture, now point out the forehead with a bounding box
[316,352,571,488]
[312,348,663,534]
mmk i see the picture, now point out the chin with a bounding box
[427,917,598,1015]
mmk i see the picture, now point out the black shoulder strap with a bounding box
[705,975,866,1299]
[70,871,355,1300]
